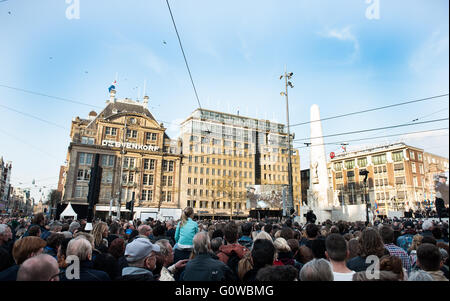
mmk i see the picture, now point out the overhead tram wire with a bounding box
[0,103,68,130]
[293,127,449,149]
[290,93,449,128]
[165,0,202,110]
[185,127,449,159]
[293,118,449,142]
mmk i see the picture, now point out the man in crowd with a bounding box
[60,237,110,281]
[16,254,60,281]
[238,223,253,249]
[416,243,448,281]
[118,237,160,281]
[155,239,188,281]
[182,232,235,281]
[217,222,249,276]
[380,224,411,273]
[325,233,355,281]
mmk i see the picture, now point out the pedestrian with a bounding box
[325,233,355,281]
[174,207,198,263]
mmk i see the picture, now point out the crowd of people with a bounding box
[0,207,448,281]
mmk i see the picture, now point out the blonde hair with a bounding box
[255,231,273,242]
[274,237,291,253]
[274,230,282,239]
[74,232,95,249]
[92,222,108,248]
[409,234,423,252]
[180,207,194,228]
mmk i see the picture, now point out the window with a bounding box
[392,151,403,162]
[143,174,154,186]
[77,169,90,181]
[418,153,423,161]
[347,171,355,182]
[81,137,94,145]
[146,132,158,141]
[419,164,424,174]
[126,129,138,139]
[105,127,117,136]
[102,155,115,167]
[357,157,367,167]
[102,170,113,184]
[75,185,88,198]
[411,162,417,173]
[143,159,156,170]
[123,157,136,168]
[413,177,418,187]
[335,172,343,179]
[372,154,387,165]
[79,153,93,165]
[409,151,415,160]
[395,177,405,185]
[345,160,355,169]
[334,162,343,171]
[394,163,404,171]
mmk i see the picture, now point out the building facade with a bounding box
[0,157,12,212]
[61,90,183,220]
[179,109,301,219]
[328,142,449,216]
[423,152,449,205]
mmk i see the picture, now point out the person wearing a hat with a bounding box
[118,237,161,281]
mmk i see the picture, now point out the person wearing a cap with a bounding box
[118,237,160,281]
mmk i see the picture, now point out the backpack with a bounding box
[226,250,241,277]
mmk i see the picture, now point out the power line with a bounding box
[165,0,202,110]
[0,103,68,130]
[294,128,449,149]
[290,93,449,128]
[0,128,59,159]
[0,83,103,109]
[293,118,449,142]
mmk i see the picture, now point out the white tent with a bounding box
[60,202,77,220]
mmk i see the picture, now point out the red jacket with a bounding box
[217,243,249,264]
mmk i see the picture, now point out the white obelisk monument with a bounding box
[307,104,333,222]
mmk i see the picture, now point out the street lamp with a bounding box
[359,169,370,224]
[280,68,294,217]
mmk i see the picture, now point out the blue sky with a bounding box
[0,0,448,202]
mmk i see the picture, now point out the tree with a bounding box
[207,174,247,220]
[47,189,62,218]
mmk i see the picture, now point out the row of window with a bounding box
[187,177,251,188]
[187,189,245,198]
[188,156,253,168]
[105,127,159,141]
[123,157,174,172]
[187,166,253,178]
[187,200,244,209]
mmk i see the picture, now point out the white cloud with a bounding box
[318,26,360,63]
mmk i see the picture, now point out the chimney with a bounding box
[110,89,116,103]
[143,96,149,108]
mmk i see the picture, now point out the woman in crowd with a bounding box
[174,207,198,263]
[346,228,388,272]
[92,222,109,254]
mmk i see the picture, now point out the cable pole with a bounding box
[280,67,294,217]
[117,119,127,220]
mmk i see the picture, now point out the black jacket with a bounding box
[182,253,236,281]
[60,260,111,281]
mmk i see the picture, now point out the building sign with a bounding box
[102,140,160,152]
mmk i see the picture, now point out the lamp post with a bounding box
[359,169,370,224]
[280,67,295,217]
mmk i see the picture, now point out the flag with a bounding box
[108,80,117,92]
[374,200,380,214]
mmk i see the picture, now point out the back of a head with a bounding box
[32,213,45,226]
[325,233,348,262]
[379,255,404,280]
[67,237,92,261]
[241,223,252,236]
[109,222,120,235]
[408,270,434,281]
[273,237,291,253]
[379,225,395,244]
[193,232,210,255]
[287,239,299,255]
[69,221,81,233]
[263,224,273,234]
[422,236,437,245]
[210,237,223,253]
[352,270,400,281]
[252,239,275,270]
[254,231,273,242]
[256,265,298,281]
[306,223,319,239]
[417,243,441,272]
[180,207,194,227]
[212,229,224,239]
[108,238,125,259]
[17,254,59,281]
[311,238,327,259]
[28,225,41,237]
[422,220,433,231]
[360,228,385,258]
[224,222,238,244]
[13,236,47,265]
[299,258,333,281]
[153,224,166,237]
[280,228,294,241]
[46,233,65,250]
